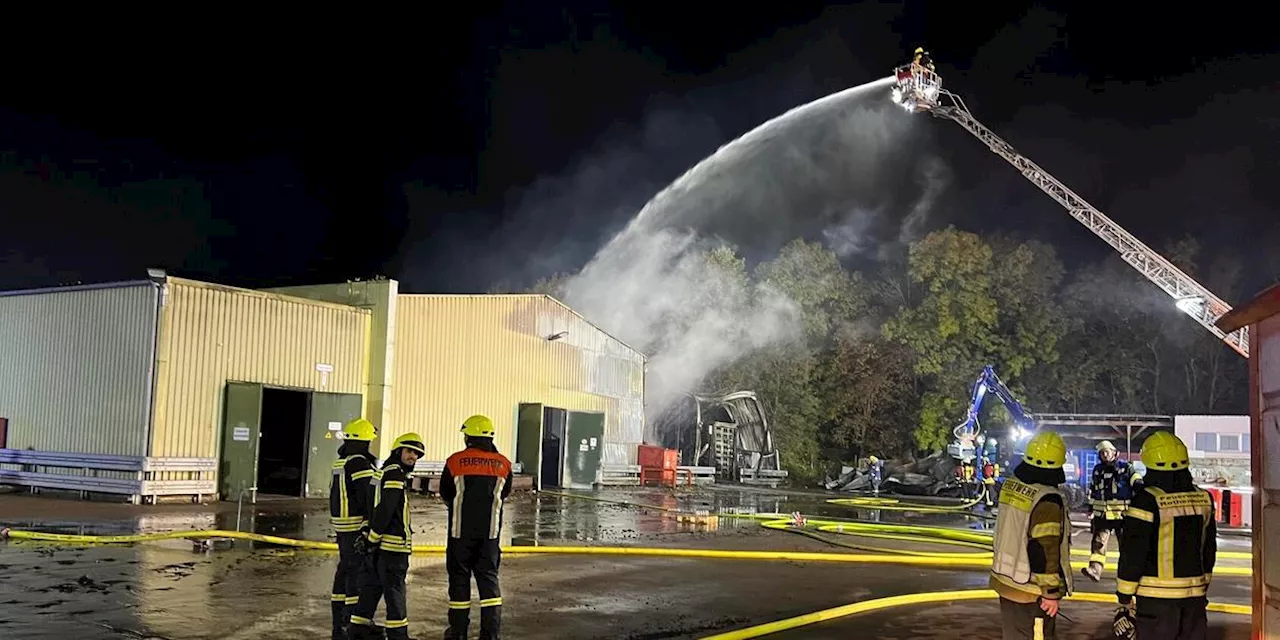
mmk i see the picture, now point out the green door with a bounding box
[220,382,264,502]
[564,411,605,489]
[306,392,365,498]
[516,403,544,489]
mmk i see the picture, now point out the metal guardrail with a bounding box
[0,449,216,504]
[599,464,718,486]
[739,468,789,488]
[408,461,524,478]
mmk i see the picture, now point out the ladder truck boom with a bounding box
[890,56,1249,358]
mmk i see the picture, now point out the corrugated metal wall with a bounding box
[149,279,370,458]
[391,295,645,463]
[261,280,398,442]
[0,283,157,455]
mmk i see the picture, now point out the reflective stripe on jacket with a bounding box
[1117,484,1216,599]
[1090,460,1139,520]
[329,454,377,532]
[440,447,514,540]
[989,478,1074,602]
[367,463,414,553]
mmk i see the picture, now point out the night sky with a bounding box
[1,4,1275,301]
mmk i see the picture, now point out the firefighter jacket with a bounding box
[329,451,378,532]
[439,445,514,540]
[1116,472,1217,600]
[1089,459,1139,521]
[366,462,414,553]
[988,478,1074,604]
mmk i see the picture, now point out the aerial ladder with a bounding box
[891,51,1249,358]
[947,365,1035,463]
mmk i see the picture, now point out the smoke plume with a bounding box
[556,76,953,416]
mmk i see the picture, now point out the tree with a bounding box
[815,334,917,460]
[883,228,999,450]
[754,239,869,342]
[987,236,1066,379]
[712,239,869,481]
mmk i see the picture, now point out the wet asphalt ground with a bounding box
[0,486,1254,639]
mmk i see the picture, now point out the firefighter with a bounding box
[1082,440,1141,581]
[1116,431,1216,640]
[867,456,883,494]
[912,46,935,71]
[440,415,514,640]
[981,457,998,507]
[989,431,1072,640]
[330,418,379,640]
[980,438,1001,507]
[349,432,426,640]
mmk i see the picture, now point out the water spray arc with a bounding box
[890,56,1249,357]
[558,74,907,421]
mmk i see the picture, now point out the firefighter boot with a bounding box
[349,624,385,640]
[444,605,469,639]
[479,604,501,640]
[1082,561,1102,582]
[332,600,348,640]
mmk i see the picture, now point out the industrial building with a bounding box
[0,274,645,502]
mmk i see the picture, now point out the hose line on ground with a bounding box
[0,490,1251,574]
[537,490,1251,562]
[696,589,1253,640]
[0,526,1250,576]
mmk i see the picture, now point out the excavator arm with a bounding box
[890,59,1249,358]
[948,365,1035,462]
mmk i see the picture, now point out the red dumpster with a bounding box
[638,445,677,470]
[1204,487,1224,523]
[1222,490,1244,528]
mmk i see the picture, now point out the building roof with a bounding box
[399,293,646,360]
[0,275,369,314]
[1216,282,1280,333]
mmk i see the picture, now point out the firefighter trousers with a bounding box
[998,597,1056,639]
[350,549,411,640]
[331,531,364,635]
[1135,596,1208,640]
[1088,518,1121,565]
[445,537,503,639]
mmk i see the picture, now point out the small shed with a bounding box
[1215,283,1280,638]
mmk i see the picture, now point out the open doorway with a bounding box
[257,388,310,497]
[540,407,567,489]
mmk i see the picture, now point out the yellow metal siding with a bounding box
[0,284,156,455]
[390,295,645,463]
[260,280,397,437]
[149,279,370,458]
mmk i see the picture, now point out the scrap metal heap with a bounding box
[653,391,782,482]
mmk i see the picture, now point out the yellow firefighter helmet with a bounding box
[461,414,496,438]
[391,432,426,455]
[341,418,377,442]
[1022,431,1067,470]
[1141,431,1190,471]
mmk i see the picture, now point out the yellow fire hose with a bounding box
[0,528,1251,638]
[0,490,1251,575]
[537,490,1251,563]
[827,493,988,513]
[0,491,1255,639]
[697,589,1253,639]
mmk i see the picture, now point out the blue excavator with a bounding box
[946,365,1035,465]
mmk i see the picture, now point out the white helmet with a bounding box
[987,437,997,446]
